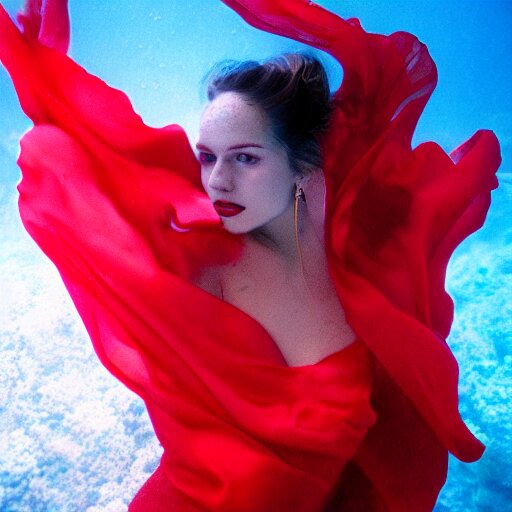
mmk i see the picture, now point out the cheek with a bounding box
[249,178,293,221]
[200,169,210,193]
[268,170,295,204]
[267,184,290,206]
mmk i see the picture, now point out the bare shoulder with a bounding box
[189,236,254,301]
[190,238,251,299]
[189,263,226,299]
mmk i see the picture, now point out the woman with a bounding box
[0,0,501,510]
[194,55,358,368]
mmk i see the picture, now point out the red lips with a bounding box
[213,200,246,217]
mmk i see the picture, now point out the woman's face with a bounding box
[197,92,296,235]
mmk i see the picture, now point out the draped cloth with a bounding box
[0,0,501,510]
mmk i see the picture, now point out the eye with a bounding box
[198,152,216,164]
[236,153,259,164]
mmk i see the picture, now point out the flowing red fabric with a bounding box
[0,0,501,510]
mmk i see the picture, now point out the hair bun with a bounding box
[287,54,332,135]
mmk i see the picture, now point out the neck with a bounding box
[249,197,320,267]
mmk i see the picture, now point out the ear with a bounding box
[294,180,306,201]
[295,172,311,189]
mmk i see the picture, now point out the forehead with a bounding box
[199,92,272,147]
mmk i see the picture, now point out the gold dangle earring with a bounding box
[294,182,308,287]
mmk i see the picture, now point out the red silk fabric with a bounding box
[0,0,501,510]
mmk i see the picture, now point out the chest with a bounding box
[220,248,356,367]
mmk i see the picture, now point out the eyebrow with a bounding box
[195,143,264,151]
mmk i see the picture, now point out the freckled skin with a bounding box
[197,92,297,236]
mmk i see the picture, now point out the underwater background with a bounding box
[0,1,510,510]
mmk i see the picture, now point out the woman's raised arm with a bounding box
[0,0,241,275]
[222,0,439,185]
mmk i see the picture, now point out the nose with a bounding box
[207,159,234,192]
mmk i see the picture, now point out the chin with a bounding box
[221,220,250,235]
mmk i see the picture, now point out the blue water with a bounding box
[0,1,510,510]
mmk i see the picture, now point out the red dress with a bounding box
[0,1,501,510]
